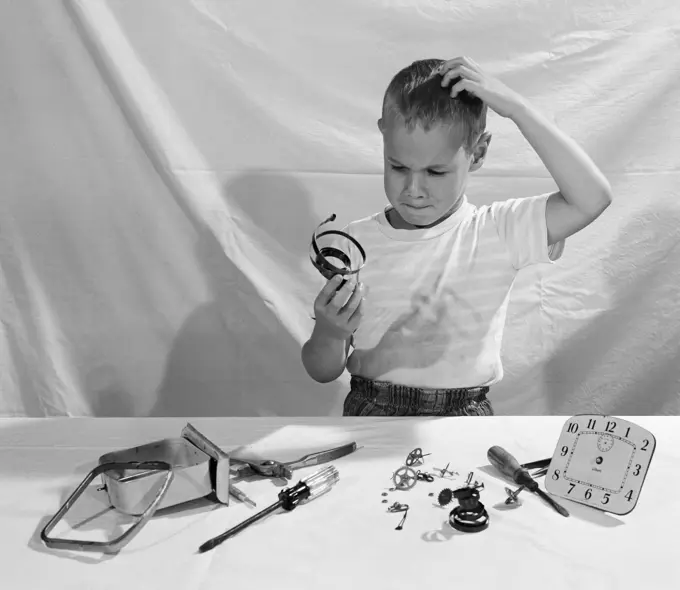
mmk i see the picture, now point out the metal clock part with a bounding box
[437,488,454,507]
[405,447,431,467]
[416,471,435,482]
[544,414,657,516]
[504,486,524,506]
[387,502,409,531]
[392,466,418,490]
[449,486,489,533]
[433,463,458,479]
[310,214,366,281]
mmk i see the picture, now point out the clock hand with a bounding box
[487,446,570,517]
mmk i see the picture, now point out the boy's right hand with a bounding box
[313,274,364,341]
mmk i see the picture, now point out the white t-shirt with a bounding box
[335,193,565,389]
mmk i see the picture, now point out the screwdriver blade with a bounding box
[534,488,570,517]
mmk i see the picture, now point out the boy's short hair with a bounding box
[382,59,487,154]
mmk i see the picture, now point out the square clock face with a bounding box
[544,415,656,515]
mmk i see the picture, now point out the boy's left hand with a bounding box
[438,56,526,119]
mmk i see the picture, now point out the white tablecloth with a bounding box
[2,417,678,589]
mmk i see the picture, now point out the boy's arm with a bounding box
[510,104,613,245]
[438,56,613,245]
[301,326,352,383]
[301,274,363,383]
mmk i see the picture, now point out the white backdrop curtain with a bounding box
[1,0,678,416]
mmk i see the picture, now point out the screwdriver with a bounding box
[198,465,339,553]
[487,446,569,517]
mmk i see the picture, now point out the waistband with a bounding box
[348,375,491,415]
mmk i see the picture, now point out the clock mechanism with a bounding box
[544,414,656,515]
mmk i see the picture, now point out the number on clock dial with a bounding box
[584,418,633,438]
[553,470,633,505]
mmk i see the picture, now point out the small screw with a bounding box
[382,499,388,503]
[505,486,525,505]
[382,492,388,496]
[466,472,474,485]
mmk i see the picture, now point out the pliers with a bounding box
[229,442,357,483]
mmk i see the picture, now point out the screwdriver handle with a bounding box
[487,446,536,489]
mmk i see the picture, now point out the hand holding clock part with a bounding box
[488,446,570,517]
[313,274,365,341]
[302,274,365,383]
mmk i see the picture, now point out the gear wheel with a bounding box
[405,447,430,466]
[392,466,418,490]
[437,487,454,507]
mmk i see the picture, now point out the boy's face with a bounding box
[379,117,486,228]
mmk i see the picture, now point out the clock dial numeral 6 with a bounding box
[553,473,613,505]
[544,415,656,516]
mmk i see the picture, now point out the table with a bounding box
[2,416,678,589]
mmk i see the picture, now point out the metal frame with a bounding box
[40,461,173,554]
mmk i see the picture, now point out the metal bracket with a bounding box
[40,461,173,554]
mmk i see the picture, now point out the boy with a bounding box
[301,56,612,416]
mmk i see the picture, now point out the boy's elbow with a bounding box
[302,366,343,384]
[597,187,613,213]
[301,357,343,384]
[300,341,345,384]
[309,372,340,384]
